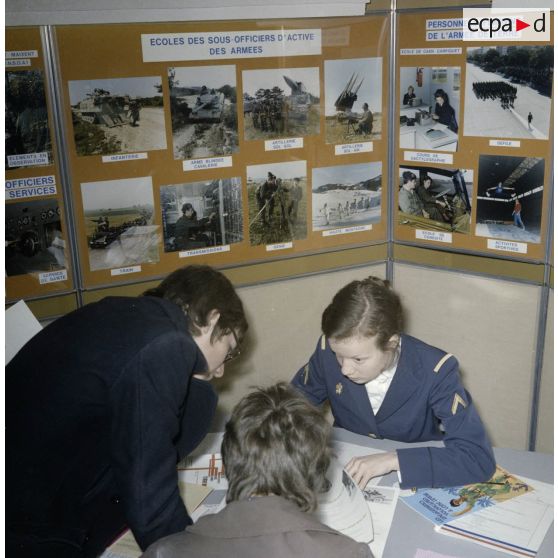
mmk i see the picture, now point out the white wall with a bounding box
[536,291,553,453]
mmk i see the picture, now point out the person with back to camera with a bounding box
[141,383,373,558]
[432,88,458,133]
[6,265,248,558]
[292,277,495,490]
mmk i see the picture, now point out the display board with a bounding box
[5,28,74,301]
[394,10,553,261]
[54,16,389,287]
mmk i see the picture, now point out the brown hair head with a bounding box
[321,276,403,351]
[222,382,331,512]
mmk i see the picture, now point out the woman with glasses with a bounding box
[6,265,248,558]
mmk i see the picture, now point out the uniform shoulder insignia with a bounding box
[320,335,326,350]
[451,393,468,415]
[303,363,310,385]
[433,353,454,373]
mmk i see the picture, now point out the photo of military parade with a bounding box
[69,76,167,156]
[324,58,382,144]
[5,70,52,169]
[81,176,159,271]
[399,67,461,152]
[475,155,544,244]
[242,67,320,141]
[169,65,238,160]
[247,160,307,246]
[398,165,473,234]
[160,178,243,253]
[311,162,382,231]
[6,199,66,277]
[464,46,552,140]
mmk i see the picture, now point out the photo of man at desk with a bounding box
[399,67,461,152]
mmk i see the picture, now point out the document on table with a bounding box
[435,477,553,558]
[364,484,399,558]
[331,439,385,487]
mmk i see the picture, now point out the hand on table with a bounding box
[345,451,400,489]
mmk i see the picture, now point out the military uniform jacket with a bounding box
[141,495,373,558]
[292,334,495,489]
[6,296,217,555]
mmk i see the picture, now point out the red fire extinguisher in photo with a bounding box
[416,67,423,87]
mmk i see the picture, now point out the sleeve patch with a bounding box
[320,335,326,351]
[451,393,468,415]
[433,353,454,373]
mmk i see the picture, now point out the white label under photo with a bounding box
[266,242,293,252]
[264,138,303,151]
[179,245,231,258]
[487,238,528,254]
[5,50,38,59]
[335,142,373,156]
[39,269,68,284]
[416,230,452,243]
[323,224,372,237]
[489,140,520,148]
[6,59,31,67]
[7,152,50,168]
[183,156,232,172]
[400,48,462,56]
[102,153,148,163]
[404,151,454,165]
[110,266,142,276]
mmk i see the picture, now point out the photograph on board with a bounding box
[399,67,461,152]
[464,46,553,140]
[242,67,320,141]
[68,76,167,156]
[475,155,544,244]
[6,198,66,277]
[311,162,382,231]
[169,65,239,160]
[81,176,159,271]
[247,160,307,246]
[324,57,382,144]
[398,165,473,234]
[160,177,243,253]
[5,70,52,170]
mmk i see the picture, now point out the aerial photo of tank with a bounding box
[72,88,140,127]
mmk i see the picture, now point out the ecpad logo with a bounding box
[463,8,550,42]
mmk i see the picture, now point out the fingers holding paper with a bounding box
[346,451,400,489]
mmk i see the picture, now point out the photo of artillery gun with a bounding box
[334,73,364,119]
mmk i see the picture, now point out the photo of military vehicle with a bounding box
[72,89,138,127]
[242,68,320,141]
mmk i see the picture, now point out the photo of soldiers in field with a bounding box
[324,58,382,144]
[81,176,159,271]
[242,67,320,141]
[5,70,52,170]
[169,65,238,160]
[247,160,307,246]
[69,76,166,156]
[312,162,382,231]
[160,178,243,253]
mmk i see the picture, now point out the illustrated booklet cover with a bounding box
[400,465,533,526]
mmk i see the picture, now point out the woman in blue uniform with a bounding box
[291,276,495,490]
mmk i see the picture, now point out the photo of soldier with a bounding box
[311,162,382,231]
[243,67,320,141]
[5,70,52,170]
[81,176,159,272]
[168,65,238,160]
[464,46,552,139]
[324,57,382,144]
[475,155,544,243]
[398,165,473,234]
[160,178,243,253]
[5,198,66,277]
[68,76,167,156]
[247,161,307,246]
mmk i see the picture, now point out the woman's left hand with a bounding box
[345,452,400,489]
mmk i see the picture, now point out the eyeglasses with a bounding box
[223,329,241,363]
